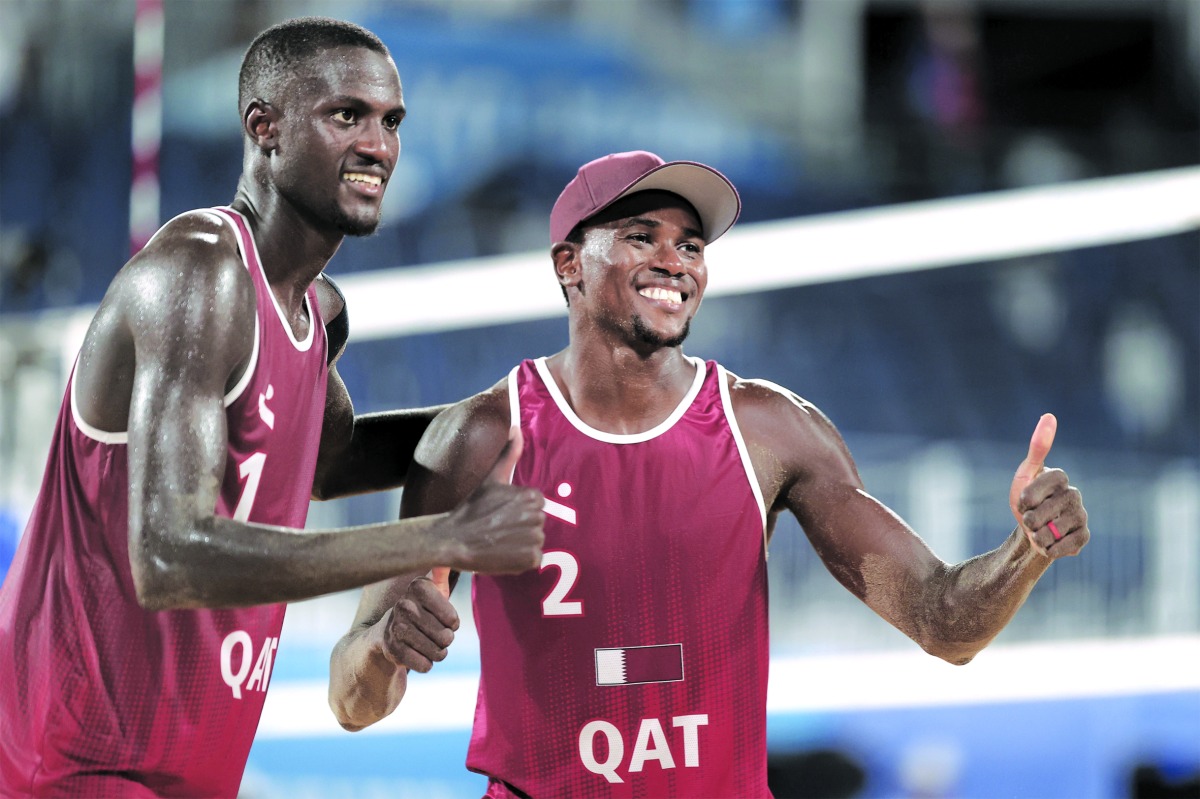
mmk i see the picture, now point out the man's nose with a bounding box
[651,244,686,275]
[354,122,395,163]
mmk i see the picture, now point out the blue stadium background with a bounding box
[1,1,1197,797]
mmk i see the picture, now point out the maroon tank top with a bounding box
[468,357,771,798]
[0,207,327,797]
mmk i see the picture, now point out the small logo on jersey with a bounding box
[220,631,279,699]
[258,384,275,429]
[544,480,576,525]
[596,643,684,686]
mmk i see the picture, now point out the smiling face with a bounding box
[267,45,405,236]
[558,190,708,352]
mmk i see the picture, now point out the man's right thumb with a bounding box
[486,426,524,485]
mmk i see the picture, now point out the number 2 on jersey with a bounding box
[541,550,584,616]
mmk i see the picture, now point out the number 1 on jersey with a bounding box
[233,451,266,522]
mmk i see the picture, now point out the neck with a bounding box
[546,342,698,435]
[230,178,343,314]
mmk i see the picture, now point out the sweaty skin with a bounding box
[70,45,543,611]
[328,191,1088,733]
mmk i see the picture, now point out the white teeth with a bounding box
[639,287,683,304]
[344,172,382,186]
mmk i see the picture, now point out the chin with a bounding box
[327,204,383,237]
[340,222,380,237]
[335,216,381,237]
[632,315,690,349]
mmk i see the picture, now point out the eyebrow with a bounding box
[326,95,407,117]
[620,216,704,241]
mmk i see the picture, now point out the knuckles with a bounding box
[1020,467,1068,499]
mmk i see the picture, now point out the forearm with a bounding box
[329,628,408,731]
[918,527,1051,664]
[313,406,449,499]
[131,512,452,610]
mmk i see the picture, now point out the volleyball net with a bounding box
[334,165,1200,340]
[2,163,1198,799]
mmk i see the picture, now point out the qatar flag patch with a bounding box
[595,644,684,686]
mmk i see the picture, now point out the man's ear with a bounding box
[552,242,582,292]
[243,99,279,152]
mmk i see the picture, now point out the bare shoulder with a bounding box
[111,209,253,319]
[402,375,516,515]
[75,211,256,428]
[723,369,855,488]
[314,272,346,322]
[415,375,513,476]
[725,369,832,439]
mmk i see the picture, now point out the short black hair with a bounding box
[238,17,390,112]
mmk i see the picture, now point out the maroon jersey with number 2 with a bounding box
[469,356,771,798]
[0,207,327,798]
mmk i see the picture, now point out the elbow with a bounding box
[131,560,182,611]
[334,711,367,733]
[931,647,978,667]
[310,466,334,501]
[129,543,203,611]
[311,467,351,502]
[328,695,383,733]
[128,511,214,610]
[328,688,361,731]
[328,651,406,732]
[918,635,987,666]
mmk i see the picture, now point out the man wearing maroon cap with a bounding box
[330,151,1090,797]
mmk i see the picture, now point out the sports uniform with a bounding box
[0,207,327,797]
[469,356,770,798]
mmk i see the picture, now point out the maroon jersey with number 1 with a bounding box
[0,207,327,797]
[469,356,772,798]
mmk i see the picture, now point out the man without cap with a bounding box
[0,17,544,798]
[328,151,1090,798]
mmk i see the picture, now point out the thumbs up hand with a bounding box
[1009,414,1090,558]
[438,426,546,575]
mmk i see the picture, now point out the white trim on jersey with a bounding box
[70,365,128,445]
[507,364,521,429]
[531,355,707,444]
[505,364,521,484]
[716,364,770,558]
[207,208,260,408]
[218,207,316,353]
[69,210,265,444]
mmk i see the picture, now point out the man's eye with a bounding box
[334,109,356,123]
[383,115,401,131]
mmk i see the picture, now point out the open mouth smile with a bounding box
[638,286,686,304]
[343,172,384,192]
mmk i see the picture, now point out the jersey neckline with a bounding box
[219,206,315,353]
[531,355,707,444]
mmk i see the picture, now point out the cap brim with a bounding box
[608,161,741,244]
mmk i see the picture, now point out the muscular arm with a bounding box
[78,213,540,611]
[732,378,1088,665]
[309,273,449,500]
[329,387,520,731]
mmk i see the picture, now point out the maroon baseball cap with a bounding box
[549,151,741,245]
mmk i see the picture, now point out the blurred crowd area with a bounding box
[1,0,1198,650]
[2,0,1197,304]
